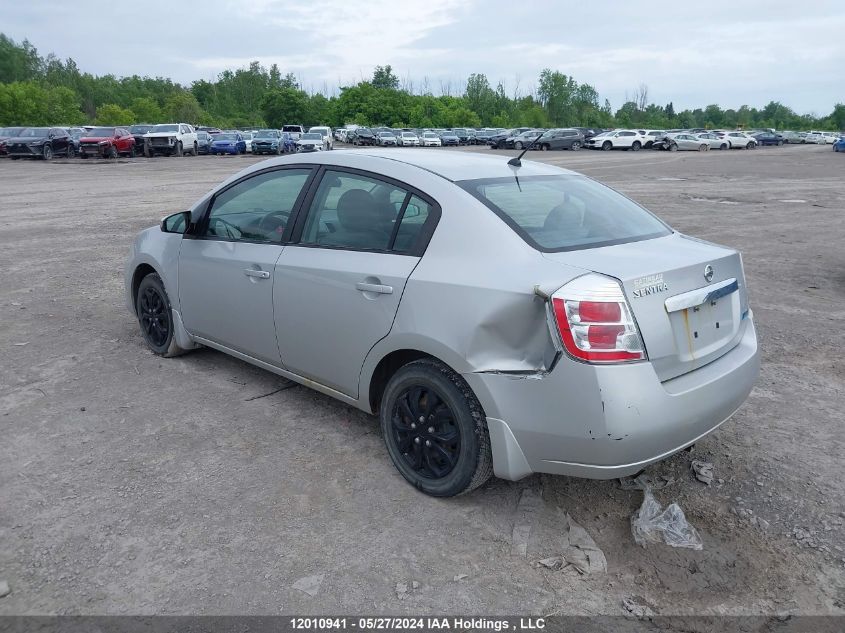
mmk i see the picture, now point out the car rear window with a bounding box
[458,175,671,252]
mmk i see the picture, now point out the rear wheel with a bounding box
[515,141,524,150]
[381,359,492,497]
[631,141,641,151]
[777,140,783,146]
[720,143,728,150]
[540,143,549,151]
[571,140,581,151]
[136,273,188,357]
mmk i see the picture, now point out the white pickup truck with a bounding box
[143,123,199,157]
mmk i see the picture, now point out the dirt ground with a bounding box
[1,143,843,616]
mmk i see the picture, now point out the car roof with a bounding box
[258,149,573,182]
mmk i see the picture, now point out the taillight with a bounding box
[549,273,646,363]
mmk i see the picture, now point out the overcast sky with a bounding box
[3,0,843,114]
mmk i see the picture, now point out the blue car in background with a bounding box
[210,132,246,155]
[833,135,845,152]
[280,131,296,153]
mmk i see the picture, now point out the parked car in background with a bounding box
[209,132,246,155]
[585,130,645,151]
[309,126,333,150]
[695,132,729,150]
[751,131,783,146]
[803,131,826,144]
[280,132,297,153]
[79,126,136,158]
[397,131,420,147]
[144,123,198,157]
[487,129,514,149]
[0,126,25,155]
[451,128,472,144]
[421,131,442,147]
[639,130,667,149]
[282,125,304,141]
[439,131,460,146]
[128,150,759,497]
[242,132,254,153]
[723,131,758,149]
[654,132,711,152]
[296,132,326,152]
[128,124,154,154]
[348,128,376,146]
[6,127,73,159]
[505,130,544,150]
[197,126,222,135]
[252,129,283,155]
[375,131,397,146]
[471,129,496,145]
[574,127,602,142]
[833,136,845,152]
[537,128,585,151]
[822,132,839,144]
[195,131,212,154]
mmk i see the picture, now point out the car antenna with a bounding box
[507,131,545,167]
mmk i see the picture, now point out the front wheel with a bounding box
[602,141,612,151]
[668,142,678,152]
[540,143,549,151]
[698,144,708,152]
[720,143,728,150]
[777,140,783,146]
[109,145,119,159]
[136,273,188,357]
[514,141,523,150]
[380,359,493,497]
[42,145,53,160]
[129,146,135,158]
[173,141,183,157]
[67,145,75,158]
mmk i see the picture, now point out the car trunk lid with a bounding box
[543,233,748,381]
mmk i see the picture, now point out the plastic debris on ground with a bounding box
[534,511,607,575]
[619,473,675,490]
[691,460,714,485]
[630,485,703,550]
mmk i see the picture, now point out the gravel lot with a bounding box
[1,144,843,616]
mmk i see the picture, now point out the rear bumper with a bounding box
[464,318,760,481]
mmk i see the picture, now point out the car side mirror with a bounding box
[161,211,191,234]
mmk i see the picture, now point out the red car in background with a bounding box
[79,127,136,158]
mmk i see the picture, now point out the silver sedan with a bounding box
[125,150,760,496]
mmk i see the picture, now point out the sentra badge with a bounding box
[632,273,668,298]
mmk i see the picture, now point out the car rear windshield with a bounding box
[458,175,671,252]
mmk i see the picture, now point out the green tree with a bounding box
[261,87,310,127]
[371,65,399,91]
[164,92,203,123]
[95,103,135,125]
[129,97,162,122]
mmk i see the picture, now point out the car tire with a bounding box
[109,145,119,159]
[136,273,188,358]
[129,146,136,158]
[632,141,641,151]
[145,145,153,158]
[720,143,728,150]
[67,145,75,158]
[192,142,198,156]
[539,143,549,151]
[668,142,678,152]
[42,145,53,160]
[777,140,783,146]
[380,359,493,497]
[571,141,581,151]
[174,141,183,157]
[698,144,708,152]
[746,142,754,149]
[515,141,523,150]
[602,141,612,151]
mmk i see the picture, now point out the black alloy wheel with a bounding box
[67,144,75,158]
[42,144,53,160]
[135,273,186,357]
[381,359,492,497]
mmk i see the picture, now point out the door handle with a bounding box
[355,282,393,295]
[243,269,270,279]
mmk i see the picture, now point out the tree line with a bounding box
[1,34,843,132]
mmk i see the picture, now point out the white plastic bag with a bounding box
[631,486,703,550]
